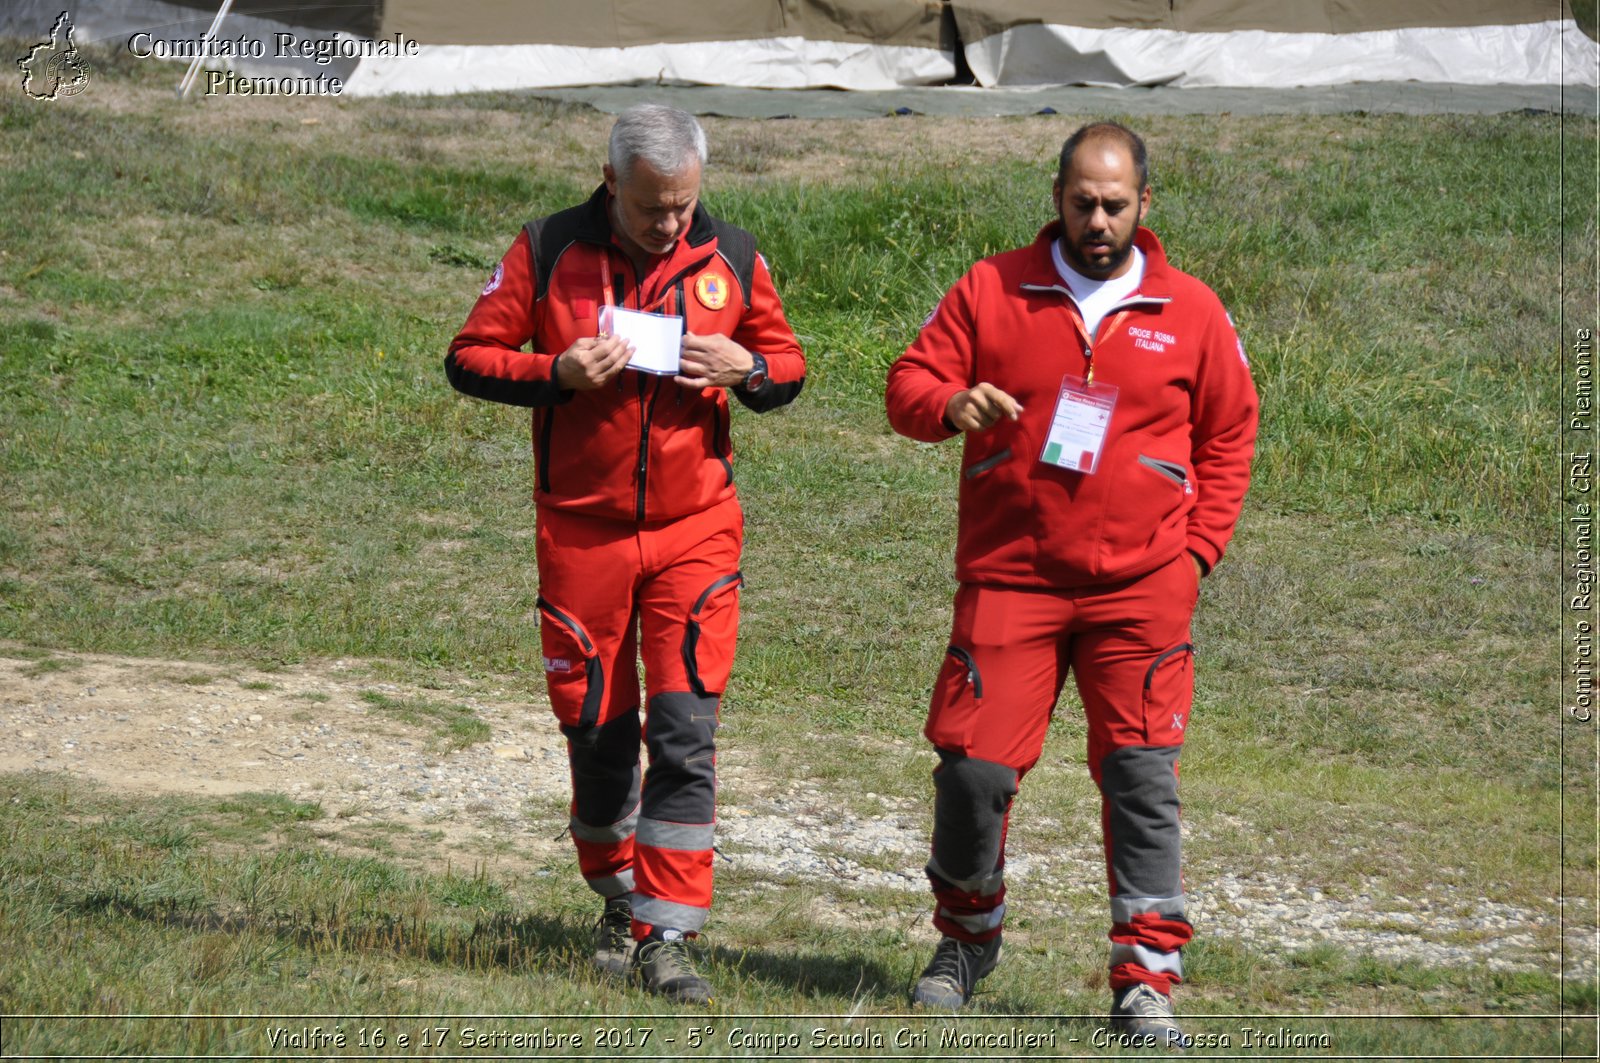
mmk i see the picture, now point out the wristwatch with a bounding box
[741,353,769,392]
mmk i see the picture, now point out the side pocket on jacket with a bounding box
[963,447,1013,480]
[1137,453,1188,489]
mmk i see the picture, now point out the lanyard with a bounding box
[1080,308,1131,386]
[599,251,676,318]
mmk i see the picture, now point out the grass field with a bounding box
[0,44,1596,1060]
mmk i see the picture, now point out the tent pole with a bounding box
[177,0,237,99]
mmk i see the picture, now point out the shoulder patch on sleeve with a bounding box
[1226,310,1248,367]
[920,300,941,329]
[481,262,504,297]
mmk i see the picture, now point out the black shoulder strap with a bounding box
[523,206,588,303]
[706,217,757,310]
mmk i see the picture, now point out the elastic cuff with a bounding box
[547,354,577,403]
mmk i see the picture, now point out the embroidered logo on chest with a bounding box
[695,273,730,310]
[1126,325,1176,353]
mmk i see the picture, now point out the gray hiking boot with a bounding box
[592,895,632,977]
[1110,983,1189,1052]
[632,933,713,1005]
[910,934,1002,1010]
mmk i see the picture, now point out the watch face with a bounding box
[745,369,767,390]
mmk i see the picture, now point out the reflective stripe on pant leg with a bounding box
[1100,744,1190,994]
[928,747,1017,944]
[1109,895,1189,987]
[633,691,718,935]
[565,710,641,900]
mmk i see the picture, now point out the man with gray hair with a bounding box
[446,103,805,1004]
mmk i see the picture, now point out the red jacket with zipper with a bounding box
[446,185,805,523]
[886,223,1258,589]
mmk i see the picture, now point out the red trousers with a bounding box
[535,496,742,938]
[923,553,1199,995]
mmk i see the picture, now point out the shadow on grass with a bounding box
[706,941,902,1002]
[68,891,584,974]
[68,891,905,1000]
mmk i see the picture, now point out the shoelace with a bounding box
[640,937,697,975]
[596,904,630,944]
[1119,985,1175,1020]
[926,939,983,987]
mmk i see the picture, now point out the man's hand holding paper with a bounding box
[677,332,755,390]
[582,307,756,391]
[599,304,684,376]
[556,334,634,391]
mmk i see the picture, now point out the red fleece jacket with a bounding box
[446,185,804,523]
[886,224,1258,588]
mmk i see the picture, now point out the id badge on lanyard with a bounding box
[598,254,683,375]
[1039,375,1118,475]
[1038,307,1128,475]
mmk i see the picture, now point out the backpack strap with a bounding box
[528,204,759,310]
[705,217,757,310]
[523,204,589,303]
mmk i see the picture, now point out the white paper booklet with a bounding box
[600,305,684,376]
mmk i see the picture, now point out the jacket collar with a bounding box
[1020,221,1173,302]
[575,182,720,260]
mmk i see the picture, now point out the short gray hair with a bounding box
[608,103,707,180]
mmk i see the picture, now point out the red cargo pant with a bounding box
[535,496,742,939]
[923,552,1199,995]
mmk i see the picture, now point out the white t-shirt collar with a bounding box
[1051,240,1144,339]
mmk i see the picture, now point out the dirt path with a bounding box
[0,646,918,888]
[1,645,1590,977]
[0,646,573,864]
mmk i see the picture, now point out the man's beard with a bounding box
[1057,212,1136,279]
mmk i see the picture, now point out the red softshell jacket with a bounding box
[886,224,1259,588]
[446,185,805,522]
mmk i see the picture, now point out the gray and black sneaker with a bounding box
[1110,983,1189,1051]
[632,932,713,1005]
[910,934,1002,1010]
[592,895,632,977]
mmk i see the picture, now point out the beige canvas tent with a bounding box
[8,0,1595,92]
[949,0,1597,87]
[351,0,955,91]
[350,0,1597,92]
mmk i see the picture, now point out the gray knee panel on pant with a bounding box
[642,692,718,825]
[1099,745,1182,899]
[566,711,642,830]
[929,748,1018,889]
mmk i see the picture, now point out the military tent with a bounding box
[950,0,1597,88]
[6,0,1595,93]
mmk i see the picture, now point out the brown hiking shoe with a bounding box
[632,934,713,1005]
[1110,983,1189,1052]
[910,934,1002,1010]
[591,895,632,977]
